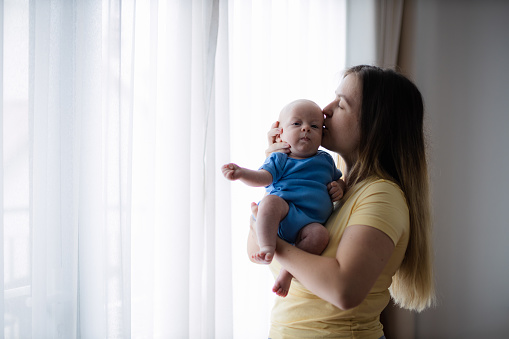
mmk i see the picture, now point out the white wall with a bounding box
[399,0,509,338]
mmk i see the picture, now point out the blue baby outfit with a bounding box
[259,150,342,244]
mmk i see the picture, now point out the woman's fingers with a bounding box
[267,121,280,145]
[250,202,259,219]
[265,121,291,157]
[265,142,290,158]
[248,202,261,261]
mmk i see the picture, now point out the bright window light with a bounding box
[228,1,346,337]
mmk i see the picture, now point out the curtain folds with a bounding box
[0,0,4,335]
[129,0,230,337]
[345,0,404,68]
[3,0,230,338]
[2,0,346,338]
[375,0,404,68]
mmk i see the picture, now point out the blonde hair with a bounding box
[345,65,435,312]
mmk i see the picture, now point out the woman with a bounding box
[248,65,435,338]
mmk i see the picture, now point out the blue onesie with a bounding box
[259,150,342,244]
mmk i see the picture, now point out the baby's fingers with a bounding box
[221,163,236,180]
[328,181,343,202]
[221,163,232,173]
[327,181,337,191]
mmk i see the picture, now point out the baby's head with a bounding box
[277,99,323,159]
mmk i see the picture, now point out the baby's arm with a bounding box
[221,163,273,187]
[327,178,346,202]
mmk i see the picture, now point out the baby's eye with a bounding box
[292,122,301,126]
[311,124,319,129]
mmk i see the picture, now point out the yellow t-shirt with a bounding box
[269,178,410,339]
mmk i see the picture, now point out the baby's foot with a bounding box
[272,270,292,297]
[251,246,274,264]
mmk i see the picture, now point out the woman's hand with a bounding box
[247,202,261,262]
[265,121,290,158]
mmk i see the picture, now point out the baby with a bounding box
[222,99,344,297]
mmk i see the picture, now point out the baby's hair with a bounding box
[278,99,321,123]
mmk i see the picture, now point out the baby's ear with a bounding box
[276,128,283,143]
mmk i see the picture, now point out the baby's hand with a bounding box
[327,179,346,202]
[221,163,242,181]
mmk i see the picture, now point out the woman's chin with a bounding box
[320,137,331,150]
[320,142,338,154]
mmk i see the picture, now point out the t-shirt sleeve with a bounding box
[347,180,409,245]
[333,166,342,181]
[320,151,342,181]
[258,152,286,184]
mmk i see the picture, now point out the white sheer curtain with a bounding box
[2,0,345,338]
[129,0,231,337]
[3,0,230,338]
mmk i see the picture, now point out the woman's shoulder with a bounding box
[354,178,406,202]
[346,178,409,242]
[324,178,409,259]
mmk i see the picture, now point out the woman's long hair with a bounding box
[345,65,435,312]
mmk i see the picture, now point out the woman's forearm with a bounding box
[275,225,394,310]
[274,238,351,309]
[247,202,394,310]
[247,203,371,309]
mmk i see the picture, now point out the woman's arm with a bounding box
[247,203,395,309]
[274,225,394,310]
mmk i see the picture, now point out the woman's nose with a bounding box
[322,103,333,118]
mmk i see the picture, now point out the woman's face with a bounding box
[322,73,362,167]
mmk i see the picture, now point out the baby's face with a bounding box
[279,101,323,159]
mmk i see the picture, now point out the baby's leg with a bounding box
[253,195,289,265]
[273,223,329,297]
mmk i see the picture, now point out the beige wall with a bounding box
[398,0,509,338]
